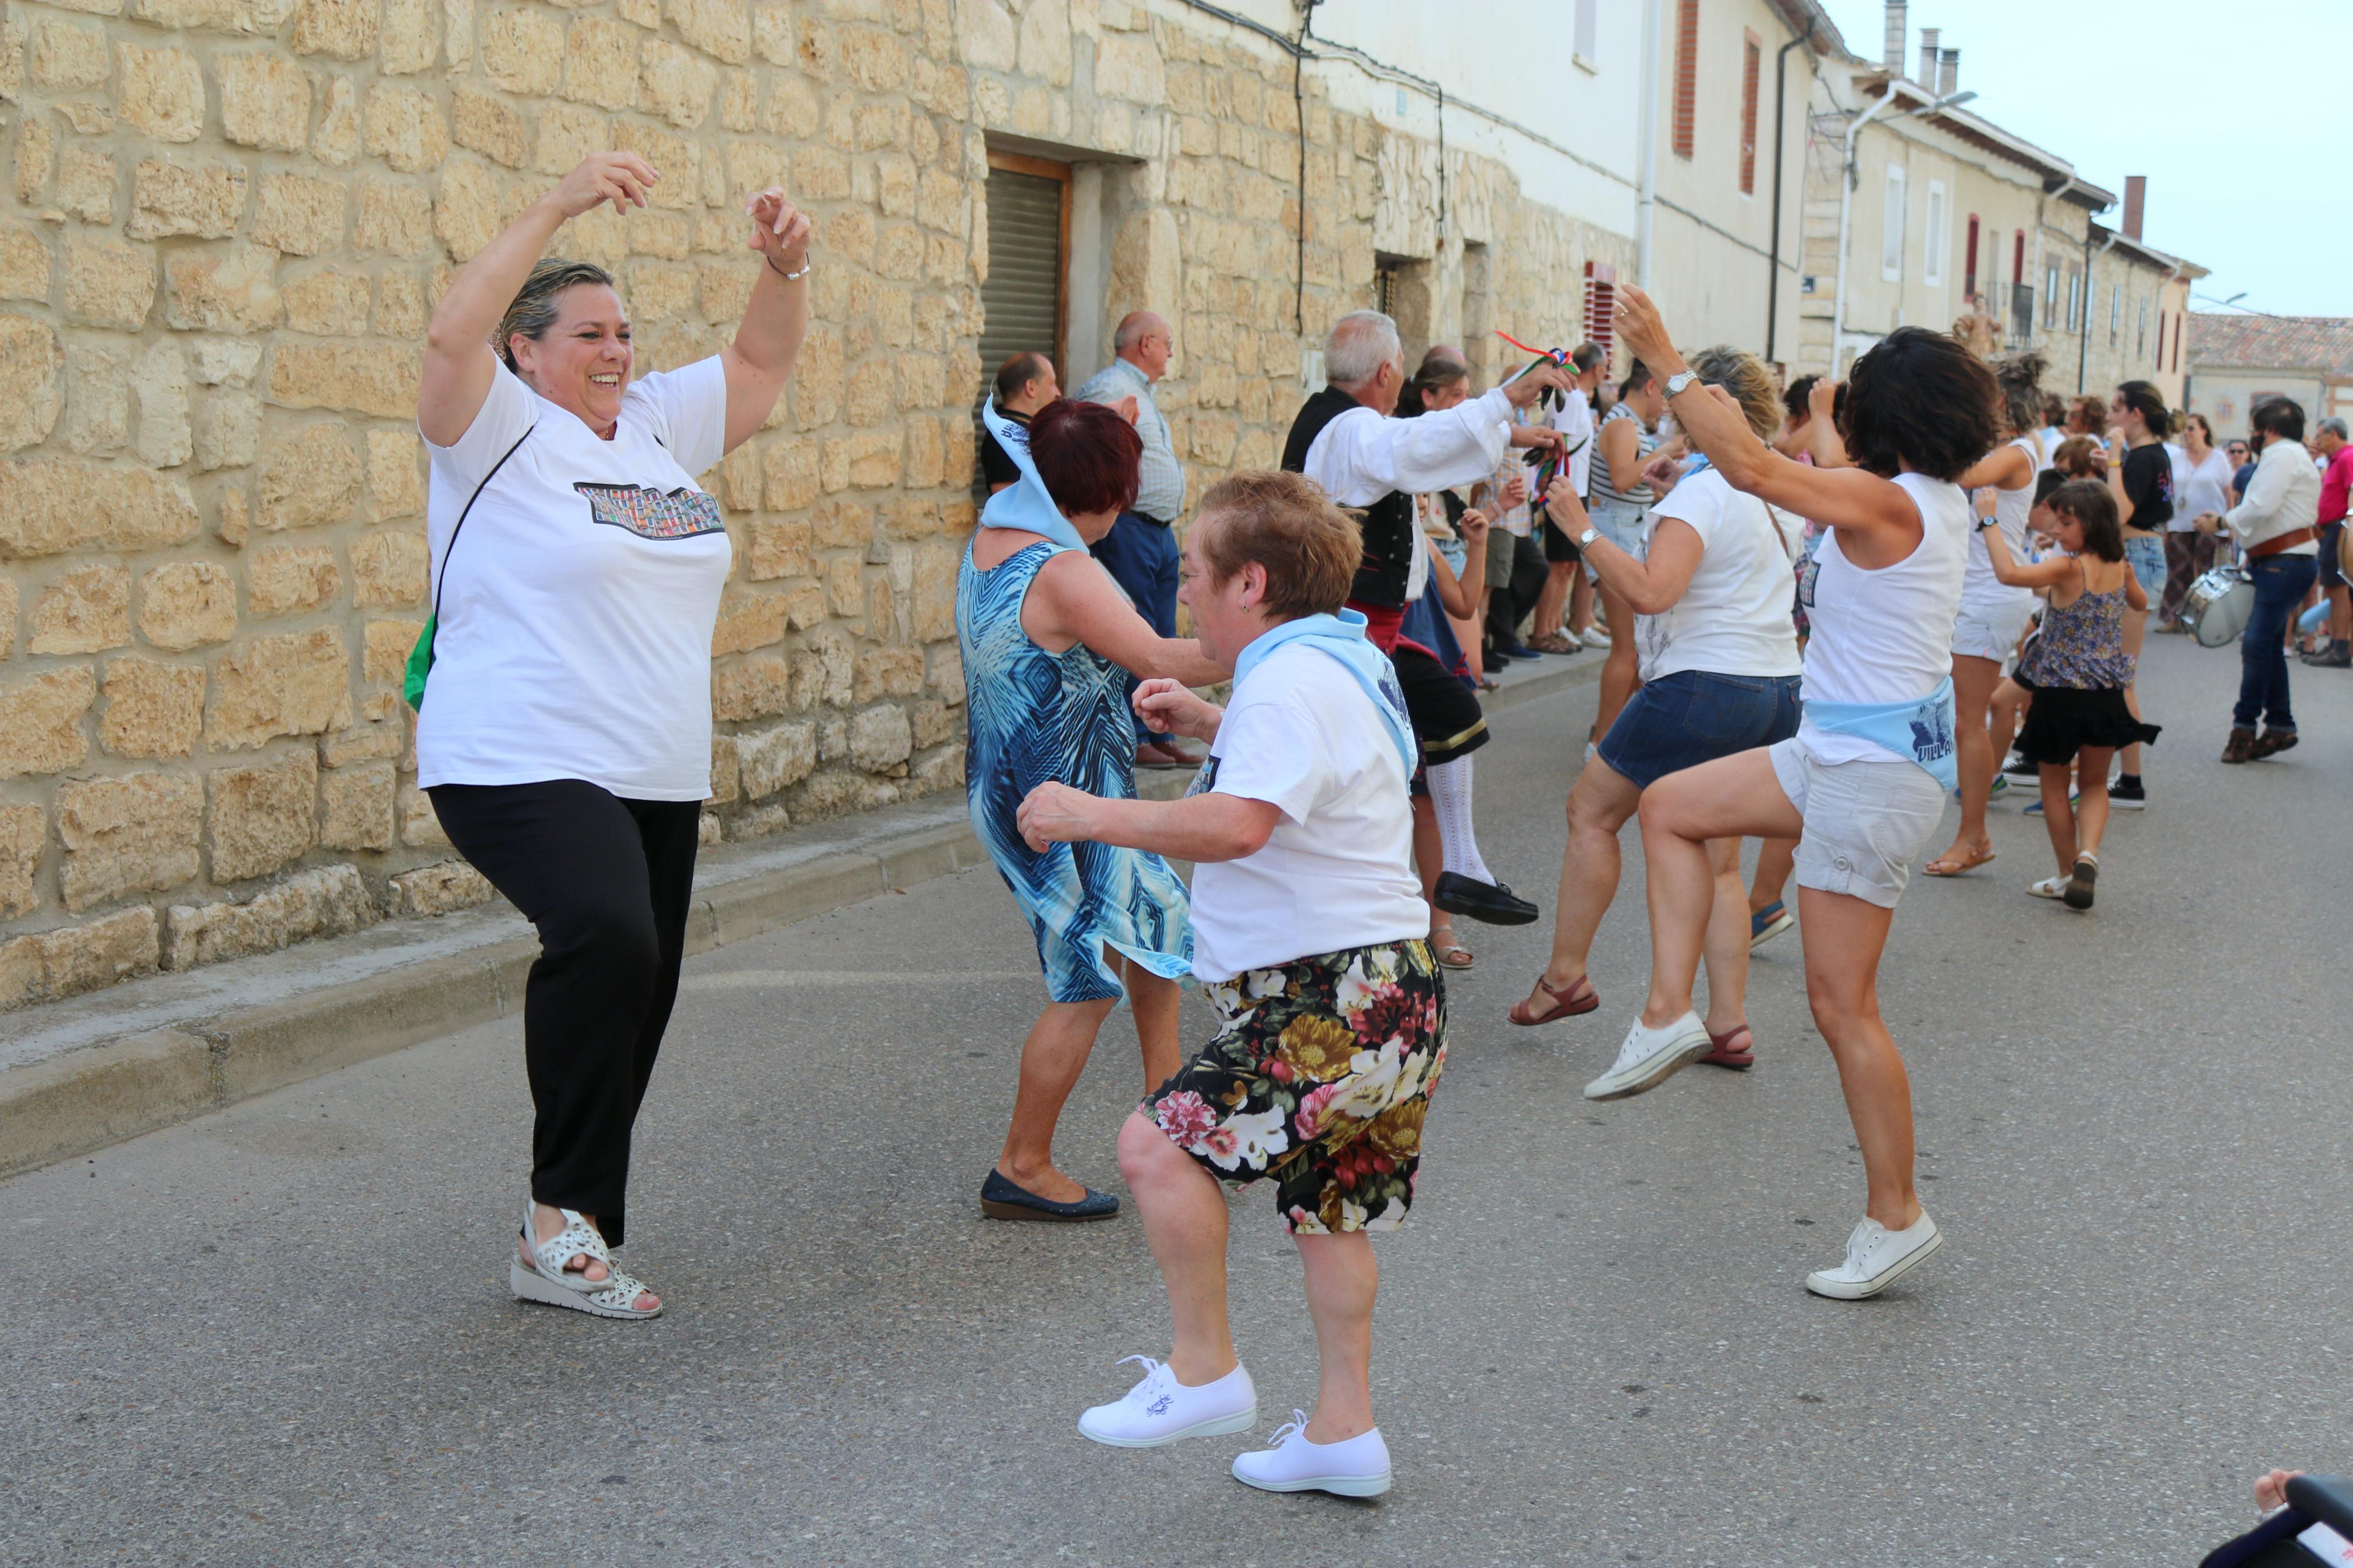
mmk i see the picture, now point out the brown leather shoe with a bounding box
[2251,728,2299,759]
[2221,726,2257,764]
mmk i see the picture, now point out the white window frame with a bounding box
[2067,271,2082,333]
[1880,164,1907,283]
[2110,284,2122,340]
[1573,0,1599,70]
[2138,297,2149,358]
[1922,180,1946,287]
[2043,262,2061,328]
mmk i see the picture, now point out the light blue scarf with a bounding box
[978,401,1089,553]
[1231,611,1418,778]
[1804,675,1960,791]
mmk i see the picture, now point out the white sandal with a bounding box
[510,1203,662,1320]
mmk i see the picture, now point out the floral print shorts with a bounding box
[1145,940,1446,1234]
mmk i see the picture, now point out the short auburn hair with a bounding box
[1193,471,1358,621]
[1028,397,1141,517]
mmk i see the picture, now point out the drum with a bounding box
[2180,566,2253,649]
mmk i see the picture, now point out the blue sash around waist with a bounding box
[1802,676,1959,791]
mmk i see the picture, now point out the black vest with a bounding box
[1281,386,1417,609]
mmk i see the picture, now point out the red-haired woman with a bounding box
[958,397,1228,1221]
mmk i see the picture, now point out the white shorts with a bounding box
[1950,595,2033,663]
[1767,737,1947,910]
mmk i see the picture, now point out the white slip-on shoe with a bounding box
[1231,1411,1392,1498]
[2027,874,2067,900]
[1580,625,1614,649]
[1077,1356,1256,1448]
[1583,1011,1714,1101]
[1804,1212,1942,1300]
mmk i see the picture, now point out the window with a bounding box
[2110,283,2121,340]
[1671,0,1698,160]
[2011,230,2025,286]
[1374,258,1401,319]
[2043,263,2060,328]
[2066,269,2082,333]
[1584,260,1618,361]
[2137,297,2149,358]
[1962,214,1979,301]
[1573,0,1598,68]
[1738,30,1761,195]
[977,152,1070,475]
[1880,164,1906,282]
[1922,181,1946,286]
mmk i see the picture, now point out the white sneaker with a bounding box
[1230,1411,1392,1498]
[1076,1355,1256,1448]
[1580,625,1614,649]
[1582,1011,1713,1101]
[2027,874,2067,899]
[1804,1212,1942,1300]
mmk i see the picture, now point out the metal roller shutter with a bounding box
[977,169,1064,410]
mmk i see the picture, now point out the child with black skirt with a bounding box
[1981,479,2159,910]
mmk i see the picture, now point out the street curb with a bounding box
[0,653,1601,1182]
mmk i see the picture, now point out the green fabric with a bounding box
[403,613,435,712]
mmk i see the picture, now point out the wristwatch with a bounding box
[1577,525,1601,550]
[1975,516,1997,531]
[1663,370,1699,399]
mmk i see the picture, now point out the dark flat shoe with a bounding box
[2251,729,2299,759]
[1433,871,1539,926]
[980,1168,1119,1222]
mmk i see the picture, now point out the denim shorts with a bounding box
[1596,669,1802,789]
[2124,534,2167,597]
[1584,497,1650,582]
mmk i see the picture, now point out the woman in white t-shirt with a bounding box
[413,153,812,1322]
[1506,347,1800,1086]
[2162,413,2233,627]
[1925,351,2045,879]
[1607,287,1998,1303]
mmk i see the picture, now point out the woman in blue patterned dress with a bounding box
[959,397,1229,1221]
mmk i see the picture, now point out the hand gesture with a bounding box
[2194,510,2221,535]
[1016,780,1097,851]
[1809,376,1839,423]
[1611,284,1674,368]
[1640,450,1683,496]
[1113,393,1141,425]
[1458,507,1490,543]
[1499,474,1528,510]
[1502,363,1570,411]
[743,186,812,272]
[549,152,658,219]
[1543,474,1586,529]
[1132,678,1220,742]
[1974,486,1999,519]
[1509,422,1564,451]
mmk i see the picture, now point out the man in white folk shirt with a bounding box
[1280,309,1569,930]
[2194,396,2323,762]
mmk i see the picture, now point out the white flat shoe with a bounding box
[1231,1412,1392,1497]
[1077,1356,1256,1448]
[2027,874,2067,899]
[1805,1213,1941,1300]
[1584,1011,1713,1101]
[512,1202,661,1320]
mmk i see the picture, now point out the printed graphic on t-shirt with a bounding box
[574,482,725,541]
[1184,756,1220,797]
[1796,555,1821,608]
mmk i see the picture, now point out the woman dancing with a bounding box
[959,398,1227,1221]
[1601,287,1994,1301]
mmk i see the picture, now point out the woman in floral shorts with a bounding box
[1015,470,1440,1499]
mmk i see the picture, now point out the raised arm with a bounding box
[1423,510,1489,618]
[1956,442,2034,492]
[1806,378,1853,468]
[1022,547,1227,685]
[420,152,656,448]
[718,186,813,454]
[1978,518,2074,590]
[1017,784,1282,863]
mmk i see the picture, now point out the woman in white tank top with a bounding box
[1602,286,1999,1303]
[1926,352,2047,878]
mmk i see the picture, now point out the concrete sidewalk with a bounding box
[0,646,1602,1178]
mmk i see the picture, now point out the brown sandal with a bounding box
[1699,1023,1754,1069]
[1507,973,1598,1026]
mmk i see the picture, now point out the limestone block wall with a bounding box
[1,0,1633,1011]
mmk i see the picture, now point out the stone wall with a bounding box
[0,0,1630,1009]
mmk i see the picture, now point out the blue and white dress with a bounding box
[957,537,1191,1002]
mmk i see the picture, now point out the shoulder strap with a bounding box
[431,424,536,613]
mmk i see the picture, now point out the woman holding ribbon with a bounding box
[958,397,1228,1222]
[1606,289,1996,1302]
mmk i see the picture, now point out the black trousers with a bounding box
[428,780,701,1247]
[1488,533,1548,641]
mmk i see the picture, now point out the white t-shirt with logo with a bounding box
[416,358,733,801]
[1551,385,1596,499]
[1187,643,1427,981]
[1632,468,1805,683]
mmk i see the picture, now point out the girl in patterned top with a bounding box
[1980,479,2159,911]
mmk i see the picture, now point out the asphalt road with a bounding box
[3,634,2346,1567]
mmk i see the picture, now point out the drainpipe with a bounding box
[1637,0,1662,289]
[1830,82,1901,374]
[1763,31,1808,365]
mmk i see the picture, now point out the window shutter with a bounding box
[978,164,1067,403]
[1671,0,1698,161]
[1738,31,1760,195]
[1584,261,1617,361]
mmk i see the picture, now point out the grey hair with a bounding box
[496,258,618,371]
[1325,310,1401,388]
[2321,416,2350,440]
[1684,344,1782,440]
[1113,311,1163,354]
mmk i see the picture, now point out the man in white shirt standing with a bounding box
[1077,312,1193,767]
[1016,470,1442,1499]
[2194,396,2323,761]
[1528,342,1608,654]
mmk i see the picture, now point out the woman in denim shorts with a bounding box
[2100,380,2175,808]
[1507,345,1801,1086]
[1603,288,2001,1303]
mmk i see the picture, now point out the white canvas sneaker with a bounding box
[1230,1411,1393,1498]
[1076,1356,1257,1448]
[1583,1011,1714,1101]
[1804,1212,1942,1300]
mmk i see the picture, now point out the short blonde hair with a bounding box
[1685,344,1781,440]
[1194,471,1360,621]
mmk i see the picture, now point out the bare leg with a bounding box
[997,996,1119,1203]
[1451,602,1484,683]
[2072,746,2114,860]
[1632,751,1805,1028]
[2118,600,2148,777]
[1123,959,1183,1095]
[1117,1111,1236,1386]
[1698,836,1750,1037]
[1411,794,1440,905]
[1532,560,1575,639]
[1521,759,1640,1012]
[1751,838,1797,913]
[1567,569,1595,638]
[1929,655,2002,869]
[1593,580,1642,741]
[1988,678,2026,766]
[2037,763,2077,874]
[1296,1231,1378,1443]
[1794,888,1920,1232]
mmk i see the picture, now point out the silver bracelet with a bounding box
[768,255,812,282]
